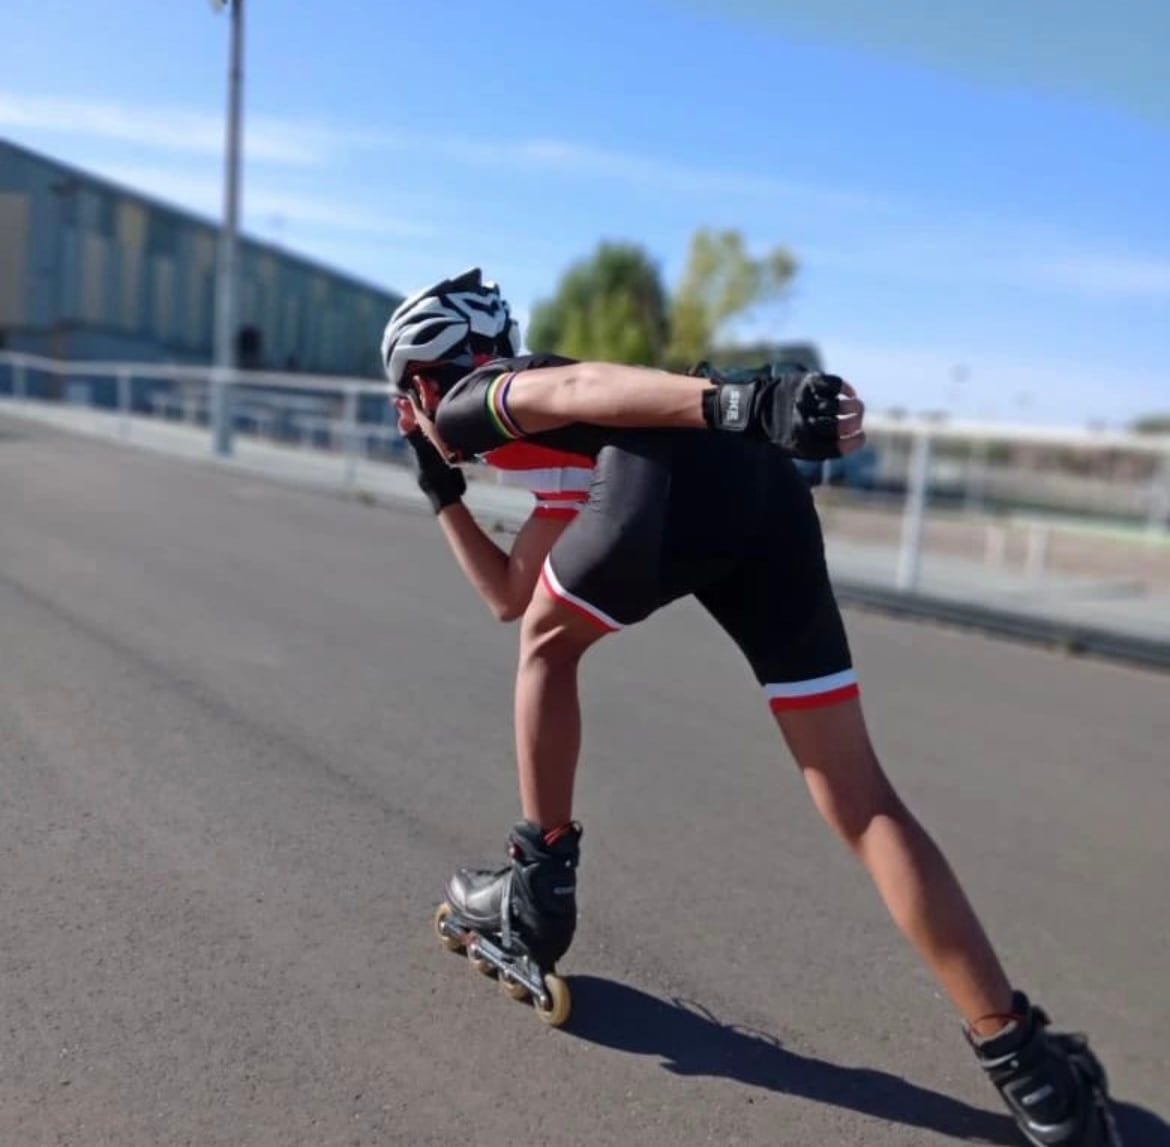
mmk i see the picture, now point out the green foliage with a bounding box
[665,228,797,369]
[526,241,669,366]
[526,228,799,370]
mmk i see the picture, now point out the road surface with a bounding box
[3,415,1167,1146]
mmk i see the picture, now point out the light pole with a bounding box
[210,0,244,457]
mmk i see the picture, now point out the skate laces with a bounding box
[506,820,581,862]
[542,821,581,847]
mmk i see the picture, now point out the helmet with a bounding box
[380,267,521,394]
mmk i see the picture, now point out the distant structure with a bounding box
[0,138,402,378]
[708,340,823,372]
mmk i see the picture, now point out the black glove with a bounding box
[694,361,845,460]
[404,428,466,514]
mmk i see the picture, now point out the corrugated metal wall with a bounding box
[0,139,402,375]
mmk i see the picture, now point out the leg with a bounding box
[697,467,1119,1144]
[774,695,1120,1146]
[514,568,611,828]
[772,693,1013,1029]
[459,440,668,966]
[510,436,669,828]
[694,470,1016,1029]
[443,544,623,972]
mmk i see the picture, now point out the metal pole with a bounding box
[965,438,989,514]
[896,431,932,591]
[985,523,1007,567]
[342,385,359,487]
[211,0,244,457]
[117,368,132,440]
[1025,523,1050,582]
[1149,457,1170,535]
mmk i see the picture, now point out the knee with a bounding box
[806,756,908,850]
[519,604,590,670]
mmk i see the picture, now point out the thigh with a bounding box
[539,434,674,633]
[696,490,858,713]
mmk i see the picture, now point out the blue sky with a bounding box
[3,0,1167,425]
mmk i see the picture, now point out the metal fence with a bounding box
[805,416,1170,604]
[0,349,407,481]
[2,349,1168,603]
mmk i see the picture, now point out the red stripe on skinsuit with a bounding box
[538,567,619,632]
[768,683,860,713]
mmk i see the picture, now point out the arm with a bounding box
[506,362,708,434]
[436,506,569,622]
[435,359,866,461]
[393,401,569,623]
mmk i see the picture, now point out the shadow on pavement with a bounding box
[562,976,1167,1145]
[1113,1101,1170,1145]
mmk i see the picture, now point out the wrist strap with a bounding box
[702,382,753,432]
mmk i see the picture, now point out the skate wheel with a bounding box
[534,974,571,1027]
[433,903,463,953]
[466,939,494,977]
[499,974,528,1002]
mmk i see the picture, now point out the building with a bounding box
[0,137,402,378]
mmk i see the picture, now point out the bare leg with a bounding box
[775,696,1014,1032]
[514,580,608,828]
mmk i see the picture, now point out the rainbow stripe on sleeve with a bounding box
[485,372,524,441]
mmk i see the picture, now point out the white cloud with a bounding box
[434,133,879,211]
[91,162,432,240]
[0,91,376,165]
[1,88,879,214]
[8,89,1168,311]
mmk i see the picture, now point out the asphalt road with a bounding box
[2,415,1167,1147]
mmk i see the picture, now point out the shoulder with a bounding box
[436,354,575,439]
[449,353,580,396]
[436,353,606,461]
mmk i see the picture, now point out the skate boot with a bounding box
[433,820,581,1026]
[968,991,1122,1146]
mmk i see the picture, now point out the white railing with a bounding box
[2,349,1168,596]
[0,348,406,486]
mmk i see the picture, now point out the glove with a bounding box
[694,361,846,460]
[404,427,465,514]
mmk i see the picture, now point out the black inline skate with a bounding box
[433,820,581,1026]
[968,991,1123,1146]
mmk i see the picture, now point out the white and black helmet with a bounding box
[380,267,521,394]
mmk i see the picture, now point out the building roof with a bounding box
[0,135,403,305]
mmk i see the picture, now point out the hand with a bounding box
[698,362,867,460]
[817,377,867,457]
[398,376,457,462]
[394,395,419,436]
[394,394,466,514]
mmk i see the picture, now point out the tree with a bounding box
[1132,414,1170,435]
[665,228,797,369]
[526,228,801,370]
[526,242,670,366]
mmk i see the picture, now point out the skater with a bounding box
[381,268,1120,1146]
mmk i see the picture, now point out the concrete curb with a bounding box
[833,582,1170,673]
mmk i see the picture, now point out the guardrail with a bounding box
[0,349,406,485]
[2,349,1168,597]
